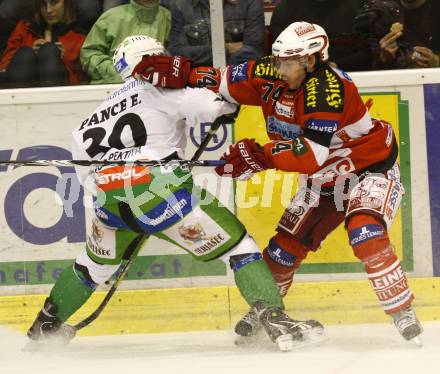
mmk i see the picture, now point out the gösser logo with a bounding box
[190,122,228,151]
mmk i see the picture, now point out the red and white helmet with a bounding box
[113,35,165,80]
[272,22,329,61]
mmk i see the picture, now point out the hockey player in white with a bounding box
[27,35,324,351]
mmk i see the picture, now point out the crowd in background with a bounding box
[0,0,438,89]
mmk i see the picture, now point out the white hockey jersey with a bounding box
[72,78,236,188]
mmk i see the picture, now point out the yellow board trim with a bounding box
[3,278,440,336]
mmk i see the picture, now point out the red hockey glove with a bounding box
[188,66,221,91]
[132,55,191,89]
[215,138,274,180]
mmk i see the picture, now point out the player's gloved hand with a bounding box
[188,66,222,91]
[215,138,274,180]
[132,55,191,89]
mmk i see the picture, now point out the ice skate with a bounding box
[391,306,423,346]
[25,298,76,350]
[234,305,263,346]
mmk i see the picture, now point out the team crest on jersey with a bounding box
[229,62,248,83]
[252,58,282,80]
[267,116,302,140]
[304,68,344,115]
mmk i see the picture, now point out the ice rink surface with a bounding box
[2,322,440,374]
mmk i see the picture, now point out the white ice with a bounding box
[1,322,440,374]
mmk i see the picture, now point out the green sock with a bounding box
[234,259,284,309]
[49,264,95,321]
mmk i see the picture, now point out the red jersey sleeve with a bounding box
[220,58,286,106]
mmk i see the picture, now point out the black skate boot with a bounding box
[391,306,423,345]
[235,306,261,337]
[255,301,325,352]
[27,298,76,343]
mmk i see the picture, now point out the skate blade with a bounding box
[276,334,294,352]
[410,336,423,348]
[291,332,329,350]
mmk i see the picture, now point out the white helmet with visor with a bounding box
[113,35,165,80]
[272,21,329,65]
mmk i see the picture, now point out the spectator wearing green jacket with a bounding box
[80,0,170,84]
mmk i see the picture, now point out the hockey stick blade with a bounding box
[0,159,225,167]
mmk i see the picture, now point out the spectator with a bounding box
[0,0,86,88]
[399,0,440,68]
[80,0,170,84]
[352,0,415,70]
[103,0,129,11]
[167,0,264,66]
[349,0,440,70]
[268,0,363,69]
[0,0,33,53]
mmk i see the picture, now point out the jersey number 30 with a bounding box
[82,113,147,158]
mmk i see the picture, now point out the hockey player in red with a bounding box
[133,21,423,344]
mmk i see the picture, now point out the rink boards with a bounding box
[2,278,440,335]
[0,69,439,333]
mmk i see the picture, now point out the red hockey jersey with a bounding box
[193,58,397,187]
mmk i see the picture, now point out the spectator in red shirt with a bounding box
[0,0,86,88]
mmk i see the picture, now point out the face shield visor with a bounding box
[270,55,308,73]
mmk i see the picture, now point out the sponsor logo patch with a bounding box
[86,218,114,258]
[252,59,282,80]
[114,56,129,75]
[305,119,338,133]
[267,239,297,267]
[96,165,151,191]
[275,102,294,118]
[349,224,384,247]
[293,137,308,156]
[267,116,302,140]
[178,223,226,255]
[304,68,344,114]
[136,189,194,234]
[335,129,351,142]
[229,62,248,83]
[294,23,316,36]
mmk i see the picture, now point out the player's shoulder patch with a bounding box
[229,62,249,84]
[251,57,283,81]
[303,66,345,114]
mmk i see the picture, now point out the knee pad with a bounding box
[75,248,120,285]
[263,231,309,296]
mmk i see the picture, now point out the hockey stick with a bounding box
[72,112,236,332]
[0,159,225,167]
